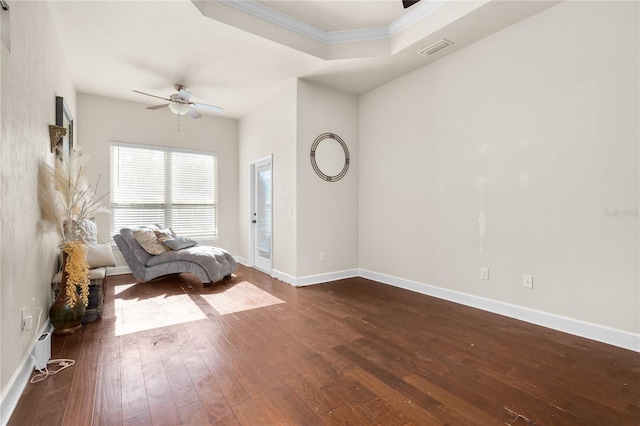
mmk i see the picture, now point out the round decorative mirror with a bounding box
[310,133,350,182]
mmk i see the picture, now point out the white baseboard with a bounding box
[296,269,360,287]
[359,268,640,353]
[271,269,297,286]
[235,256,250,267]
[271,268,359,287]
[1,321,52,426]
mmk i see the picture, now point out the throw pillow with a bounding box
[84,243,117,268]
[64,219,98,243]
[163,236,198,250]
[132,228,168,255]
[154,228,176,249]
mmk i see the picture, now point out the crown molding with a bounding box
[219,0,446,44]
[220,0,327,42]
[326,26,390,43]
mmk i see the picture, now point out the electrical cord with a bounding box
[28,305,77,383]
[30,359,76,383]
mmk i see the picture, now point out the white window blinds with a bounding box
[110,143,217,239]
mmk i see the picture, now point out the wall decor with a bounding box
[55,96,73,157]
[49,125,67,153]
[310,132,350,182]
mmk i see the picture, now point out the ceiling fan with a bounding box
[132,84,223,118]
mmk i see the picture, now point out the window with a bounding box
[110,142,217,239]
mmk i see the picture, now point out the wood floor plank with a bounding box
[32,387,69,426]
[93,407,122,426]
[61,384,95,426]
[165,367,199,408]
[321,401,408,426]
[120,362,149,421]
[334,345,442,412]
[363,397,415,426]
[95,362,122,414]
[342,366,443,425]
[147,400,180,426]
[191,374,240,424]
[196,347,250,407]
[122,412,152,426]
[141,361,174,409]
[231,397,279,426]
[403,373,507,426]
[8,265,640,426]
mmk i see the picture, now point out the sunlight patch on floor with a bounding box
[113,287,207,336]
[201,281,285,315]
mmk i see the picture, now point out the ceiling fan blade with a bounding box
[187,108,202,119]
[402,0,420,8]
[146,103,169,110]
[178,89,192,101]
[192,102,224,114]
[132,90,172,102]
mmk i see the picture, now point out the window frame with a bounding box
[110,141,218,241]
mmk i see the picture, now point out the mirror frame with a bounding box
[310,133,350,182]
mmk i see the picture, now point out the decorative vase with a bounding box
[49,252,86,334]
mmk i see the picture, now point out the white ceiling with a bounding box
[49,0,559,119]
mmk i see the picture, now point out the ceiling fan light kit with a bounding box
[168,103,191,116]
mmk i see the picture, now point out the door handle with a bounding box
[252,220,257,223]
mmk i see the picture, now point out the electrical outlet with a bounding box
[20,308,32,331]
[523,275,533,289]
[320,252,325,261]
[480,268,489,280]
[23,315,32,332]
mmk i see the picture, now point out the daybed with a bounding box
[113,228,237,285]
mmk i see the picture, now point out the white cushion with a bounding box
[85,243,117,268]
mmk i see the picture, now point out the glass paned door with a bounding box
[254,159,272,272]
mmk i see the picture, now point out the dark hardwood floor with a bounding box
[9,264,640,425]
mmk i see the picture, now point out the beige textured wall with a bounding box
[359,1,639,333]
[238,82,298,277]
[1,0,75,401]
[296,80,359,277]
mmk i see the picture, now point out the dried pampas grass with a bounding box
[38,149,109,242]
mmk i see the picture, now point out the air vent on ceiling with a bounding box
[418,39,453,57]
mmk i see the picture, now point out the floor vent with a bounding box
[418,39,453,56]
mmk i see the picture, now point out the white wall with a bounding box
[77,93,239,259]
[238,82,298,277]
[359,1,639,334]
[237,80,359,282]
[296,80,359,277]
[0,0,75,414]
